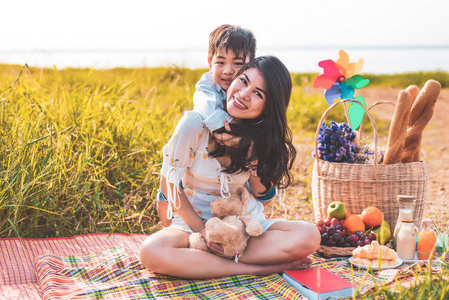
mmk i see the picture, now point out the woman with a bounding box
[140,56,320,279]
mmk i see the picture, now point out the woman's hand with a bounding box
[200,228,224,254]
[248,171,270,198]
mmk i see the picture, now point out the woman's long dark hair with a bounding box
[209,56,296,193]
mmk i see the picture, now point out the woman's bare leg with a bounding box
[239,220,321,264]
[139,221,320,279]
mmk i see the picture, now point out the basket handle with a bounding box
[358,100,396,138]
[314,98,380,180]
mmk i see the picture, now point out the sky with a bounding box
[1,0,449,71]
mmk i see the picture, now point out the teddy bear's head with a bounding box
[210,187,248,219]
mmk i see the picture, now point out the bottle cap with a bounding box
[421,218,432,224]
[396,195,416,202]
[401,218,414,223]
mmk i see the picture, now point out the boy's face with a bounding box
[208,48,249,91]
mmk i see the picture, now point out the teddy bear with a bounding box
[188,187,263,260]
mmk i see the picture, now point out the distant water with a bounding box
[1,47,448,74]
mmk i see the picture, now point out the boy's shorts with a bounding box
[156,181,184,202]
[157,188,168,202]
[156,186,277,203]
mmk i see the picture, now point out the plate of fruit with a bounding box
[316,202,391,258]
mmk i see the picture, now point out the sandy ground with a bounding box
[270,86,449,231]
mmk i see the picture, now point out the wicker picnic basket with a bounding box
[312,99,428,235]
[317,245,356,258]
[317,242,394,258]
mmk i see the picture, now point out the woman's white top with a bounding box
[160,111,277,232]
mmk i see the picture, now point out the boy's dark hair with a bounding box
[208,24,256,62]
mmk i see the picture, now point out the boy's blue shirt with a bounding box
[192,72,233,132]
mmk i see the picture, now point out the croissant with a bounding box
[351,241,399,267]
[352,246,366,258]
[352,258,371,266]
[372,258,398,267]
[371,259,381,267]
[385,248,399,260]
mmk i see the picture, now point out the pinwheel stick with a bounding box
[343,101,352,128]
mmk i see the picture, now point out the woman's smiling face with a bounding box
[226,68,266,120]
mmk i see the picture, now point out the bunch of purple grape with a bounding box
[316,217,377,247]
[314,121,358,163]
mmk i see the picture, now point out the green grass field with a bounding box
[0,63,342,238]
[0,64,202,237]
[1,63,448,298]
[1,63,449,238]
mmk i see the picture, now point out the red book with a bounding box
[283,268,356,300]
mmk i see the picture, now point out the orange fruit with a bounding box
[361,206,384,228]
[341,214,365,234]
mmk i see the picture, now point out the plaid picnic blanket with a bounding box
[35,244,303,299]
[310,257,406,295]
[3,232,444,300]
[35,243,444,300]
[0,233,148,300]
[308,255,443,295]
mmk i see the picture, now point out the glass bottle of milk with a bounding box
[396,218,417,260]
[393,195,416,250]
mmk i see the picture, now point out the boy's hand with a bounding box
[212,119,241,147]
[223,118,231,131]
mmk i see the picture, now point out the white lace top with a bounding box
[160,111,268,229]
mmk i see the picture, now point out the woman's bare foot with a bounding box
[255,257,313,276]
[283,257,313,270]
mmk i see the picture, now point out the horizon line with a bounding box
[1,44,449,53]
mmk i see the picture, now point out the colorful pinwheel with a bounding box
[313,50,370,130]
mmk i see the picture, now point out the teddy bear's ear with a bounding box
[236,187,248,198]
[236,187,244,196]
[239,188,249,201]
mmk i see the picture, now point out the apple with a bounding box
[327,201,347,220]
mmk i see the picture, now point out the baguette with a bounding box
[383,90,412,164]
[405,85,421,161]
[401,80,441,163]
[406,85,420,105]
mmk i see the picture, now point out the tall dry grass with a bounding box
[0,64,201,237]
[1,64,448,238]
[1,63,449,298]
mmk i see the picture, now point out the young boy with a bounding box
[193,24,256,133]
[157,24,275,227]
